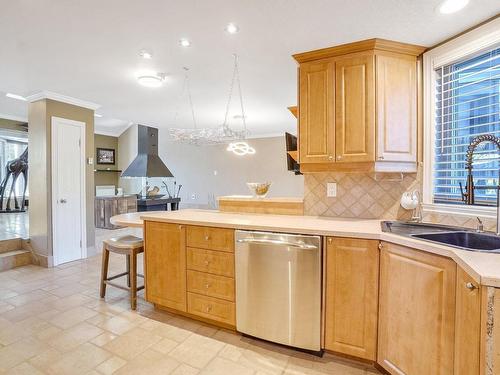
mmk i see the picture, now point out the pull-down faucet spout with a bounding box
[461,134,500,235]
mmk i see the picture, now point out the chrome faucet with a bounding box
[460,134,500,235]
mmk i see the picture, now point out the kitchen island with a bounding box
[111,209,500,374]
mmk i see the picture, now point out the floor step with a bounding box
[0,238,23,254]
[0,250,33,271]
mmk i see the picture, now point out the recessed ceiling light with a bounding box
[94,113,103,118]
[139,49,153,59]
[438,0,469,14]
[137,73,166,88]
[225,23,239,34]
[5,93,26,101]
[179,38,191,47]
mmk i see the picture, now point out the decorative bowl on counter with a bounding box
[247,182,272,198]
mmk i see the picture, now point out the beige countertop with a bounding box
[217,195,304,203]
[111,209,500,287]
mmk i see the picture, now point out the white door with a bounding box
[51,117,86,266]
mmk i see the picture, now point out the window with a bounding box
[433,47,500,206]
[0,138,28,198]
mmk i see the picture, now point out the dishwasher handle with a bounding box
[236,238,318,250]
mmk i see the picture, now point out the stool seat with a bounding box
[103,235,144,249]
[100,235,144,310]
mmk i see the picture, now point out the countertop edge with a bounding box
[112,210,500,287]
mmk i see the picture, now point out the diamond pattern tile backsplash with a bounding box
[304,172,419,219]
[304,170,497,230]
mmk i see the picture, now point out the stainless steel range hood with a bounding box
[121,125,174,178]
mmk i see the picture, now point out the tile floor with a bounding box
[0,245,381,374]
[0,211,28,240]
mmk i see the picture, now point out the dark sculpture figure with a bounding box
[0,148,28,211]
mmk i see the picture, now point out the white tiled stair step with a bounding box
[0,249,32,271]
[0,238,23,254]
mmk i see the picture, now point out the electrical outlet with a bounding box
[327,182,337,197]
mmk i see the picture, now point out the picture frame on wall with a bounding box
[96,148,115,165]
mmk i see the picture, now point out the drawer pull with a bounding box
[205,235,210,241]
[204,259,210,266]
[205,305,212,313]
[466,282,478,290]
[205,283,211,289]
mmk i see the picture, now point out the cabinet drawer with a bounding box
[187,292,235,326]
[187,270,235,301]
[187,226,234,252]
[187,248,234,277]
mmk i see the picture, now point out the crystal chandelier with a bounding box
[168,54,249,145]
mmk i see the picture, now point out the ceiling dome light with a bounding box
[137,73,165,88]
[225,23,239,34]
[139,49,153,59]
[438,0,469,14]
[179,38,191,47]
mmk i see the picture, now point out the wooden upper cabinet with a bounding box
[298,59,335,164]
[324,237,379,360]
[376,54,417,163]
[378,242,456,375]
[335,53,375,163]
[293,39,426,173]
[454,267,481,375]
[144,221,187,312]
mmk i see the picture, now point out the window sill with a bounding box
[422,203,497,219]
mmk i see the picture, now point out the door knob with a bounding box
[59,199,67,204]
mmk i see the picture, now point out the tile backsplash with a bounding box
[304,169,497,231]
[304,172,419,219]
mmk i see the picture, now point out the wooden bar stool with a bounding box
[100,235,144,310]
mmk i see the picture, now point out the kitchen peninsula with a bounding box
[111,208,500,375]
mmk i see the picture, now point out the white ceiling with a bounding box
[0,0,498,137]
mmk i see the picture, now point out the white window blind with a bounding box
[434,46,500,206]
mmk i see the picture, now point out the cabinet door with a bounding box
[144,221,187,311]
[324,237,379,360]
[335,54,375,163]
[298,59,335,163]
[378,243,456,375]
[455,267,481,375]
[376,55,417,162]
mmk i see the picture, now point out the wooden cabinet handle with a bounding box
[466,282,478,290]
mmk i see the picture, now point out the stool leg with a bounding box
[126,255,131,287]
[100,245,110,298]
[130,251,138,310]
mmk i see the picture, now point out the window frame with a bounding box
[422,17,500,219]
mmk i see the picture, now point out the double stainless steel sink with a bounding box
[382,221,500,253]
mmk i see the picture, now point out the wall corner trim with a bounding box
[26,91,101,110]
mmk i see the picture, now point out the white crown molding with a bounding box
[26,91,101,110]
[0,112,28,122]
[94,128,122,137]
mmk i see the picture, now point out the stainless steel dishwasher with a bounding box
[235,230,322,352]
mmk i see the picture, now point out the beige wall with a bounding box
[118,131,304,206]
[94,134,119,189]
[28,99,95,265]
[0,119,28,133]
